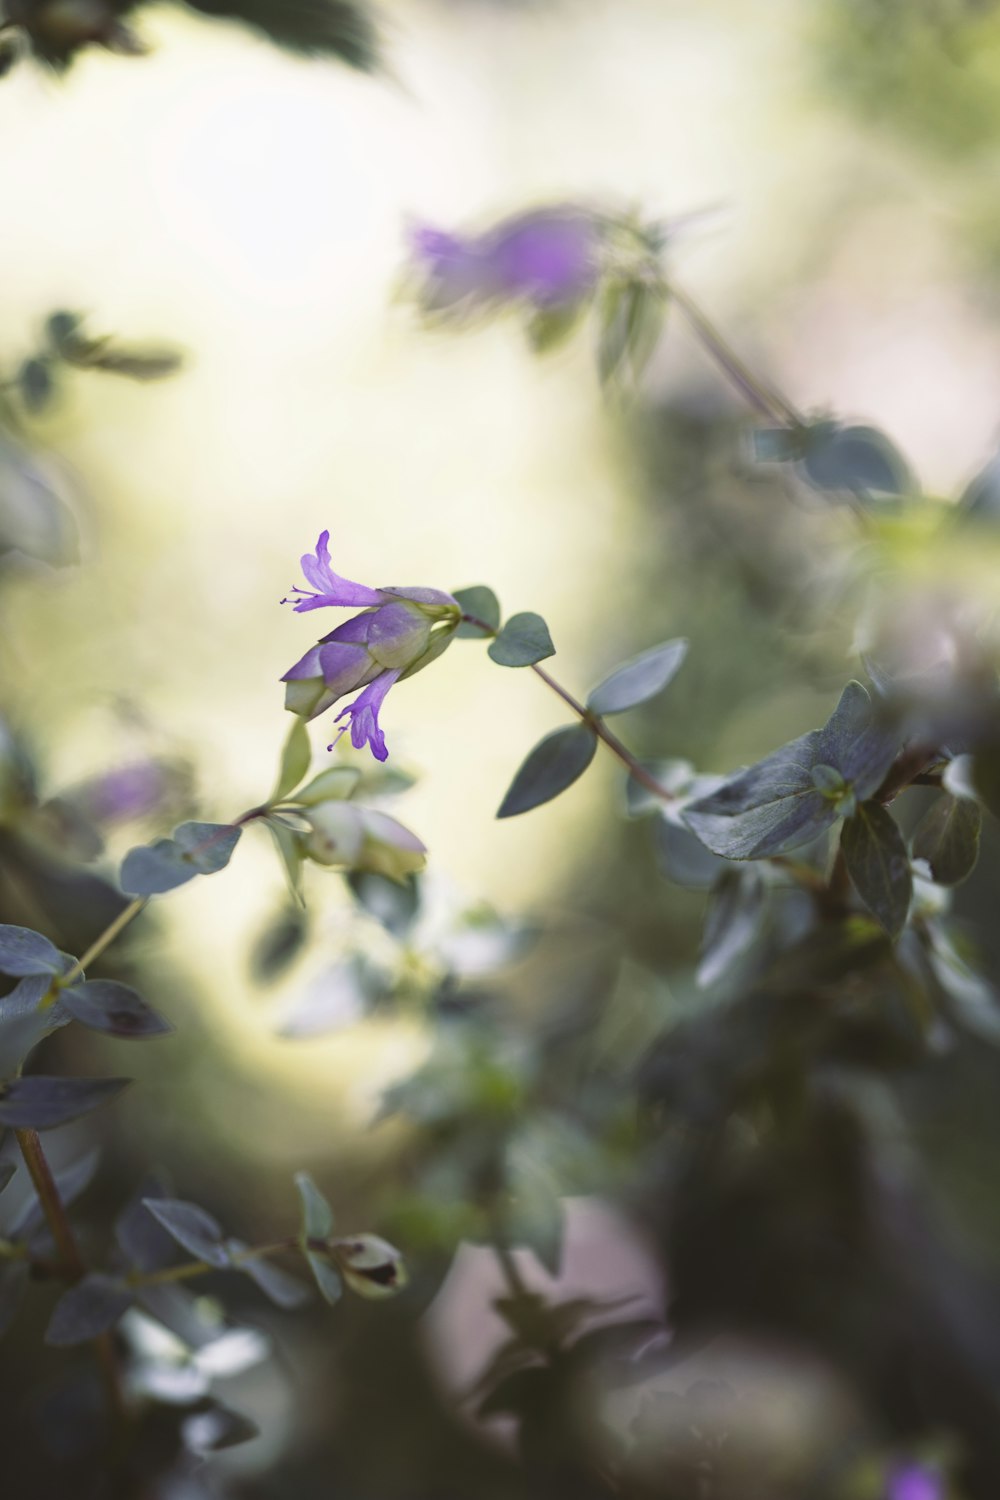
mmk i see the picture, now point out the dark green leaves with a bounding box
[269,717,312,803]
[453,586,501,637]
[597,280,667,386]
[497,725,597,818]
[587,638,687,716]
[0,1075,130,1129]
[142,1198,231,1268]
[294,1172,341,1304]
[684,682,899,859]
[800,422,911,498]
[841,801,912,939]
[0,926,64,977]
[181,0,381,71]
[46,1275,134,1347]
[752,419,912,500]
[488,612,554,668]
[911,794,981,886]
[61,980,172,1038]
[121,821,242,897]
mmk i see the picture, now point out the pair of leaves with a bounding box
[597,279,667,386]
[121,821,242,897]
[753,419,912,500]
[685,682,900,859]
[496,637,688,818]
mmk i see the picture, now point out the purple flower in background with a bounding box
[887,1463,944,1500]
[281,532,459,761]
[410,205,607,314]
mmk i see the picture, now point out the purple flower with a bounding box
[410,205,606,314]
[282,532,459,762]
[887,1463,944,1500]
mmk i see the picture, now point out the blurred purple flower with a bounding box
[887,1463,944,1500]
[70,759,189,825]
[410,205,606,313]
[281,532,459,762]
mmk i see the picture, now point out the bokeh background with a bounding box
[3,0,1000,1493]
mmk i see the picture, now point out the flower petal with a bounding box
[335,670,402,762]
[284,531,384,612]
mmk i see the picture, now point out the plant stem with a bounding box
[668,280,803,427]
[529,663,677,802]
[58,898,148,991]
[461,615,677,804]
[127,1237,301,1290]
[14,1129,128,1423]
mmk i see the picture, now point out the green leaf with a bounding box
[841,801,912,939]
[751,427,802,463]
[497,724,597,818]
[587,637,687,716]
[597,280,666,385]
[0,925,64,977]
[121,822,242,897]
[293,766,360,806]
[46,1275,133,1347]
[697,866,769,988]
[18,358,54,414]
[269,717,311,803]
[800,422,911,498]
[266,816,306,905]
[0,1076,130,1130]
[488,612,554,668]
[684,682,899,859]
[911,794,982,886]
[142,1198,230,1267]
[525,300,585,354]
[225,1239,311,1309]
[304,1250,343,1305]
[45,311,82,355]
[453,585,501,638]
[294,1171,334,1240]
[61,979,172,1038]
[181,0,381,71]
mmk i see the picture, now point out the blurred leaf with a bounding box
[597,280,666,385]
[958,450,1000,520]
[453,585,501,637]
[488,611,555,668]
[61,979,172,1038]
[68,345,182,381]
[9,1147,101,1242]
[588,637,687,716]
[841,801,912,939]
[121,821,241,896]
[800,421,912,498]
[265,815,305,904]
[115,1176,177,1273]
[276,958,372,1038]
[505,1129,564,1275]
[751,427,802,462]
[179,0,380,69]
[526,300,585,353]
[0,437,78,568]
[45,312,82,356]
[685,682,899,858]
[0,925,64,977]
[269,717,311,803]
[46,1275,133,1347]
[697,866,769,988]
[17,358,54,413]
[304,1250,343,1305]
[0,1075,129,1129]
[911,794,981,885]
[142,1198,230,1268]
[225,1240,311,1309]
[497,724,597,818]
[293,765,360,805]
[250,903,308,984]
[181,1402,260,1453]
[295,1172,334,1239]
[347,869,419,936]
